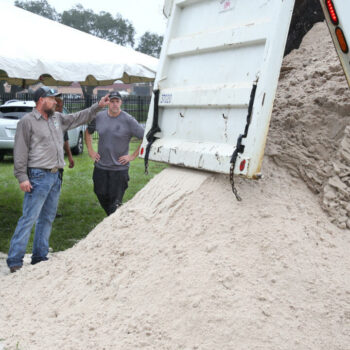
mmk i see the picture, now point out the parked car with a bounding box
[0,100,84,161]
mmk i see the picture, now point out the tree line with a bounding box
[15,0,163,58]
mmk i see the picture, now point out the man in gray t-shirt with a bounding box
[85,91,144,216]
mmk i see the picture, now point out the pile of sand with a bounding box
[1,163,349,349]
[267,22,350,229]
[0,22,349,350]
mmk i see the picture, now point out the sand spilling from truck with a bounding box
[1,164,349,350]
[267,21,350,229]
[1,22,350,350]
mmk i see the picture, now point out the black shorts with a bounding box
[92,166,129,201]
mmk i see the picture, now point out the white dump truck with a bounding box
[140,0,350,198]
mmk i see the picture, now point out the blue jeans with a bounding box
[7,168,62,268]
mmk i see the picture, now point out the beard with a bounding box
[44,108,54,118]
[43,103,55,118]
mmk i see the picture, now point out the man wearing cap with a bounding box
[85,91,144,216]
[7,86,110,273]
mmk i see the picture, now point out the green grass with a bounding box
[0,141,167,253]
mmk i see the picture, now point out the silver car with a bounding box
[0,100,84,161]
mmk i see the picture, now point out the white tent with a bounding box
[0,3,158,86]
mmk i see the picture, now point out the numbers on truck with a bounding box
[160,94,172,104]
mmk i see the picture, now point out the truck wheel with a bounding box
[0,153,4,161]
[72,132,84,155]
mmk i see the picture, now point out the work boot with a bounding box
[9,266,21,273]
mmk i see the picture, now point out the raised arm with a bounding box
[60,95,110,132]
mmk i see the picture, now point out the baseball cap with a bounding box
[34,86,61,102]
[109,91,122,100]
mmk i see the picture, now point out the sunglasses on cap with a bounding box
[34,86,62,102]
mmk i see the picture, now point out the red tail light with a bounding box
[239,160,246,172]
[140,147,144,156]
[325,0,339,25]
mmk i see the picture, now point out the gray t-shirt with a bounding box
[88,110,144,171]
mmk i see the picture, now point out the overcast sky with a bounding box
[3,0,167,39]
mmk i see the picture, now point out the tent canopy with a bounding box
[0,3,158,86]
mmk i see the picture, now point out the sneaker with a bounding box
[9,266,21,273]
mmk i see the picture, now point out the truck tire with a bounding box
[72,132,84,155]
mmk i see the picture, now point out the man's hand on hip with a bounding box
[118,154,134,165]
[20,180,32,192]
[88,149,100,162]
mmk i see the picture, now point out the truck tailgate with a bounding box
[140,0,295,177]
